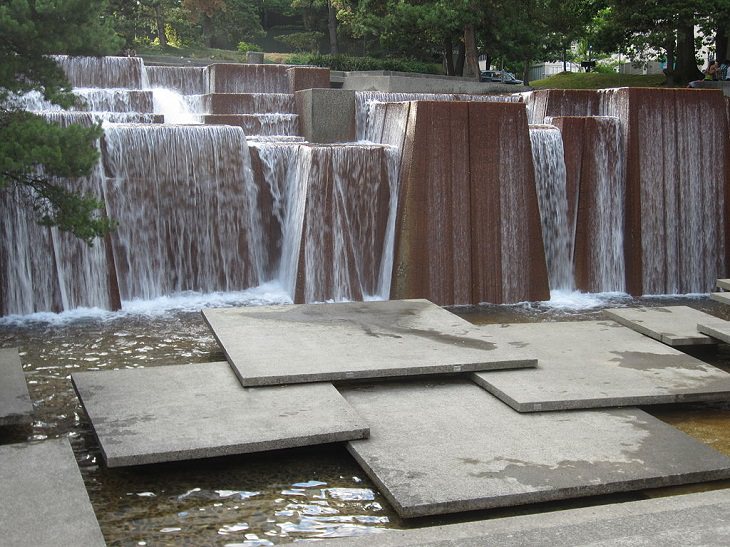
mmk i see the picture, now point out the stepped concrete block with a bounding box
[200,93,295,115]
[291,143,396,303]
[201,114,300,137]
[72,362,369,467]
[527,89,601,124]
[202,299,537,387]
[717,278,730,290]
[392,101,549,305]
[604,306,718,346]
[342,378,730,518]
[472,321,730,412]
[145,66,206,95]
[0,438,106,546]
[207,63,289,94]
[0,348,32,426]
[296,88,356,143]
[288,66,331,92]
[315,488,730,546]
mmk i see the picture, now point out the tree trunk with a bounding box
[463,24,480,80]
[664,35,676,76]
[717,30,729,62]
[443,37,455,76]
[202,15,213,48]
[522,59,530,86]
[455,42,466,76]
[155,5,167,47]
[672,19,702,84]
[327,1,338,55]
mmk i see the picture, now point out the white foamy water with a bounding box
[541,289,630,310]
[0,282,291,326]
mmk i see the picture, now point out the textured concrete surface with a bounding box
[202,300,537,387]
[711,291,730,305]
[604,306,718,346]
[0,347,33,426]
[295,88,356,143]
[72,362,369,467]
[315,488,730,546]
[0,438,106,546]
[342,379,730,518]
[472,321,730,411]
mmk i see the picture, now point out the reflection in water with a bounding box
[1,293,730,543]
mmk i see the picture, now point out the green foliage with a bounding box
[287,53,441,74]
[237,41,261,53]
[0,0,121,244]
[277,31,325,52]
[530,71,666,89]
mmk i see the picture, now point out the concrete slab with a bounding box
[342,379,730,519]
[0,437,105,546]
[603,305,718,346]
[698,321,730,344]
[711,291,730,305]
[472,321,730,412]
[315,488,730,546]
[202,299,537,387]
[716,279,730,290]
[0,347,33,426]
[72,362,369,467]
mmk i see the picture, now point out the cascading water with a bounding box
[529,125,573,291]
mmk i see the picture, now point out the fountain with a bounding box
[1,57,729,316]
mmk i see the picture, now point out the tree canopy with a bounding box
[1,0,121,244]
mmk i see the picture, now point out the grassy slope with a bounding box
[530,72,667,89]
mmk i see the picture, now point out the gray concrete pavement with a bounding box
[0,347,32,426]
[604,305,718,346]
[0,437,106,546]
[472,321,730,411]
[314,488,730,546]
[341,378,730,518]
[73,362,369,467]
[203,300,536,387]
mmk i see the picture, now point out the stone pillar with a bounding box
[295,89,356,143]
[246,51,265,64]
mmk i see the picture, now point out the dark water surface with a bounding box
[2,294,730,545]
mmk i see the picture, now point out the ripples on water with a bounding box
[2,289,730,544]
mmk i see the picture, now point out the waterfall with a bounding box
[101,124,266,301]
[529,124,573,291]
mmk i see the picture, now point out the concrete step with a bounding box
[201,113,300,137]
[717,279,730,291]
[711,291,730,305]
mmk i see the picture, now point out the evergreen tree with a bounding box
[0,0,121,244]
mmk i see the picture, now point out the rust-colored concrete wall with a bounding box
[201,93,295,115]
[207,64,289,94]
[391,101,550,305]
[528,89,600,124]
[287,67,331,92]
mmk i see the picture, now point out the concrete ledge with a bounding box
[315,488,730,546]
[342,72,528,94]
[73,362,369,467]
[604,306,718,346]
[0,347,32,426]
[288,66,331,92]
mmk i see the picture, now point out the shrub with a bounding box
[287,53,441,75]
[237,41,260,54]
[277,32,324,53]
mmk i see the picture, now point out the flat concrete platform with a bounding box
[0,437,105,546]
[698,320,730,345]
[342,379,730,519]
[315,488,730,546]
[0,347,33,426]
[711,292,730,305]
[603,305,718,346]
[72,362,369,467]
[716,279,730,290]
[472,321,730,412]
[202,300,537,387]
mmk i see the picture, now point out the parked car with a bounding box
[480,70,523,85]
